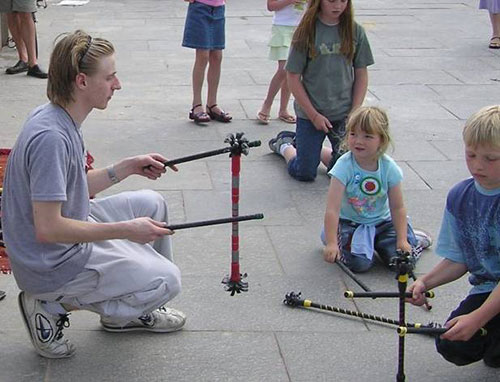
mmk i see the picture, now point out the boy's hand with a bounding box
[441,313,484,342]
[323,243,340,263]
[406,279,428,306]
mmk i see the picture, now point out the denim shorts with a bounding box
[0,0,37,13]
[182,2,225,50]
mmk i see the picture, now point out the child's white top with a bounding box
[273,2,305,27]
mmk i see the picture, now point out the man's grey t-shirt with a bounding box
[286,20,374,121]
[2,103,91,293]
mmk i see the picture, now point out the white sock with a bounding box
[42,301,67,315]
[279,143,292,156]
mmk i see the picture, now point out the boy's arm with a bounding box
[387,183,411,253]
[323,177,345,263]
[442,283,500,341]
[408,259,467,306]
[351,67,369,113]
[287,72,332,132]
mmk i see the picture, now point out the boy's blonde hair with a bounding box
[47,30,115,107]
[463,105,500,149]
[342,106,392,156]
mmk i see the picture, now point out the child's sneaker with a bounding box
[414,229,433,250]
[18,292,75,358]
[268,130,296,154]
[101,306,186,333]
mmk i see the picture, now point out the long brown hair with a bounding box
[292,0,355,61]
[47,30,115,107]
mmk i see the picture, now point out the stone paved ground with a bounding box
[1,0,499,381]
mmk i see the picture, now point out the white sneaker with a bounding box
[101,306,186,333]
[414,228,433,250]
[18,292,75,358]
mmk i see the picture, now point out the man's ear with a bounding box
[75,73,87,89]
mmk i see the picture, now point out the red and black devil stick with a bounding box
[166,214,264,231]
[161,133,261,295]
[344,290,435,299]
[284,291,437,329]
[221,133,258,295]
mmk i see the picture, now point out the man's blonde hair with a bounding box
[463,105,500,149]
[47,30,115,107]
[342,106,393,156]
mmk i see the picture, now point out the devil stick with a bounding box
[221,133,258,295]
[166,214,264,231]
[394,251,411,382]
[335,260,372,292]
[163,140,261,167]
[284,291,436,329]
[344,291,435,299]
[397,326,487,337]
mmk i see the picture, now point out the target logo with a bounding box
[360,177,381,195]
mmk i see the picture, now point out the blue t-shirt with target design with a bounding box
[328,151,403,225]
[436,178,500,295]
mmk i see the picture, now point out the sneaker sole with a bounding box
[101,322,185,333]
[18,292,75,359]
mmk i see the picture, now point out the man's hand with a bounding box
[125,217,173,244]
[127,153,178,180]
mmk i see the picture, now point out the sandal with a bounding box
[206,104,232,123]
[189,104,210,123]
[256,110,270,125]
[489,36,500,49]
[278,114,296,124]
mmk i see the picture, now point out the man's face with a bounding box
[465,144,500,190]
[85,54,121,110]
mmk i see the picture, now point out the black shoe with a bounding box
[268,131,296,154]
[0,290,5,301]
[27,65,48,79]
[5,60,28,74]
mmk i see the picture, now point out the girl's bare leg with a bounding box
[192,49,210,114]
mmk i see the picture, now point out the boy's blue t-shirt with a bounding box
[328,151,403,225]
[436,178,500,295]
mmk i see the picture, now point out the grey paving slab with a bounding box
[1,0,500,380]
[407,160,470,190]
[390,119,464,141]
[277,330,500,382]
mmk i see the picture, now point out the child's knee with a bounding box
[347,257,374,273]
[209,50,223,63]
[288,161,317,181]
[436,337,483,366]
